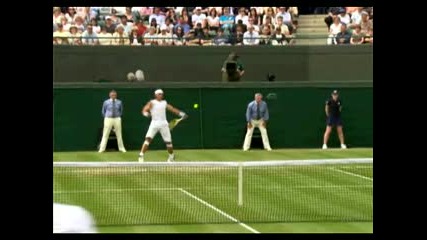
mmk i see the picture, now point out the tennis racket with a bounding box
[169,116,187,130]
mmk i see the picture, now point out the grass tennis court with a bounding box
[53,148,373,233]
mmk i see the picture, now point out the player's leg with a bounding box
[99,118,114,153]
[139,125,159,162]
[336,120,346,149]
[259,120,272,151]
[159,126,174,162]
[322,120,333,149]
[243,120,256,151]
[112,118,126,152]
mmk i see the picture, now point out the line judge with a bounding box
[98,90,126,153]
[243,93,272,151]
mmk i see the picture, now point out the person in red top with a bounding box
[136,20,147,37]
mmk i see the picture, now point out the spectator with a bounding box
[65,7,77,23]
[68,25,82,45]
[247,17,260,33]
[166,9,178,24]
[149,7,166,26]
[112,25,129,45]
[105,16,117,34]
[350,25,365,45]
[144,26,159,45]
[192,7,207,26]
[135,19,147,36]
[184,30,201,46]
[149,18,160,34]
[124,7,134,21]
[360,11,373,34]
[327,16,342,45]
[338,9,351,25]
[53,7,64,25]
[363,27,373,44]
[81,24,99,45]
[219,7,235,33]
[249,8,260,25]
[243,25,260,45]
[75,7,89,22]
[138,7,152,22]
[350,7,363,27]
[276,7,292,25]
[288,7,299,19]
[275,16,290,35]
[207,8,220,31]
[165,17,174,34]
[118,15,133,34]
[97,7,113,20]
[208,7,223,16]
[174,16,191,34]
[259,26,272,45]
[324,7,344,30]
[53,23,69,45]
[271,27,286,46]
[232,25,245,45]
[172,26,185,45]
[61,17,71,32]
[263,7,276,26]
[90,19,101,34]
[335,24,351,45]
[181,8,191,27]
[194,22,203,36]
[98,26,112,45]
[199,27,214,46]
[157,24,173,46]
[74,16,86,32]
[235,7,249,25]
[108,9,120,24]
[261,16,275,32]
[129,27,143,46]
[213,28,230,45]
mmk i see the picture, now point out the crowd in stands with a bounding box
[325,7,373,45]
[53,7,299,46]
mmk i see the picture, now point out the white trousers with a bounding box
[99,117,126,152]
[243,119,271,150]
[145,124,172,143]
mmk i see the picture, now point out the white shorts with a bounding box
[145,124,172,142]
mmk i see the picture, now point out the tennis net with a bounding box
[53,158,373,226]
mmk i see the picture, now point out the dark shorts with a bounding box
[327,116,343,126]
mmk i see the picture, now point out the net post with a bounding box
[238,162,243,206]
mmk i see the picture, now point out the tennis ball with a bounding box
[193,104,199,109]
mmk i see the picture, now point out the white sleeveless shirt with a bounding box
[150,99,168,126]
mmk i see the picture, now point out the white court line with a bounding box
[332,168,373,181]
[178,188,260,234]
[54,187,179,194]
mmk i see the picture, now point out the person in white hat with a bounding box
[192,7,206,26]
[53,203,97,233]
[157,24,173,46]
[139,89,187,162]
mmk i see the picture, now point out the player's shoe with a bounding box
[322,144,328,149]
[266,148,272,151]
[138,154,144,162]
[167,154,175,162]
[341,144,347,149]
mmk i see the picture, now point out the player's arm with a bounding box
[142,101,152,117]
[167,104,187,118]
[325,101,330,117]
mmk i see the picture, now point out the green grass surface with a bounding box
[53,148,373,233]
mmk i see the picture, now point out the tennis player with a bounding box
[322,90,347,149]
[53,203,97,233]
[139,89,187,162]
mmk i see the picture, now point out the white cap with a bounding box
[195,7,202,10]
[160,24,167,31]
[105,16,112,20]
[155,89,164,95]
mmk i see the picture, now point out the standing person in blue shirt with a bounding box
[322,90,347,149]
[99,90,126,153]
[243,93,272,151]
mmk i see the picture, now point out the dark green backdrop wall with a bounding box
[53,86,373,151]
[53,45,373,83]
